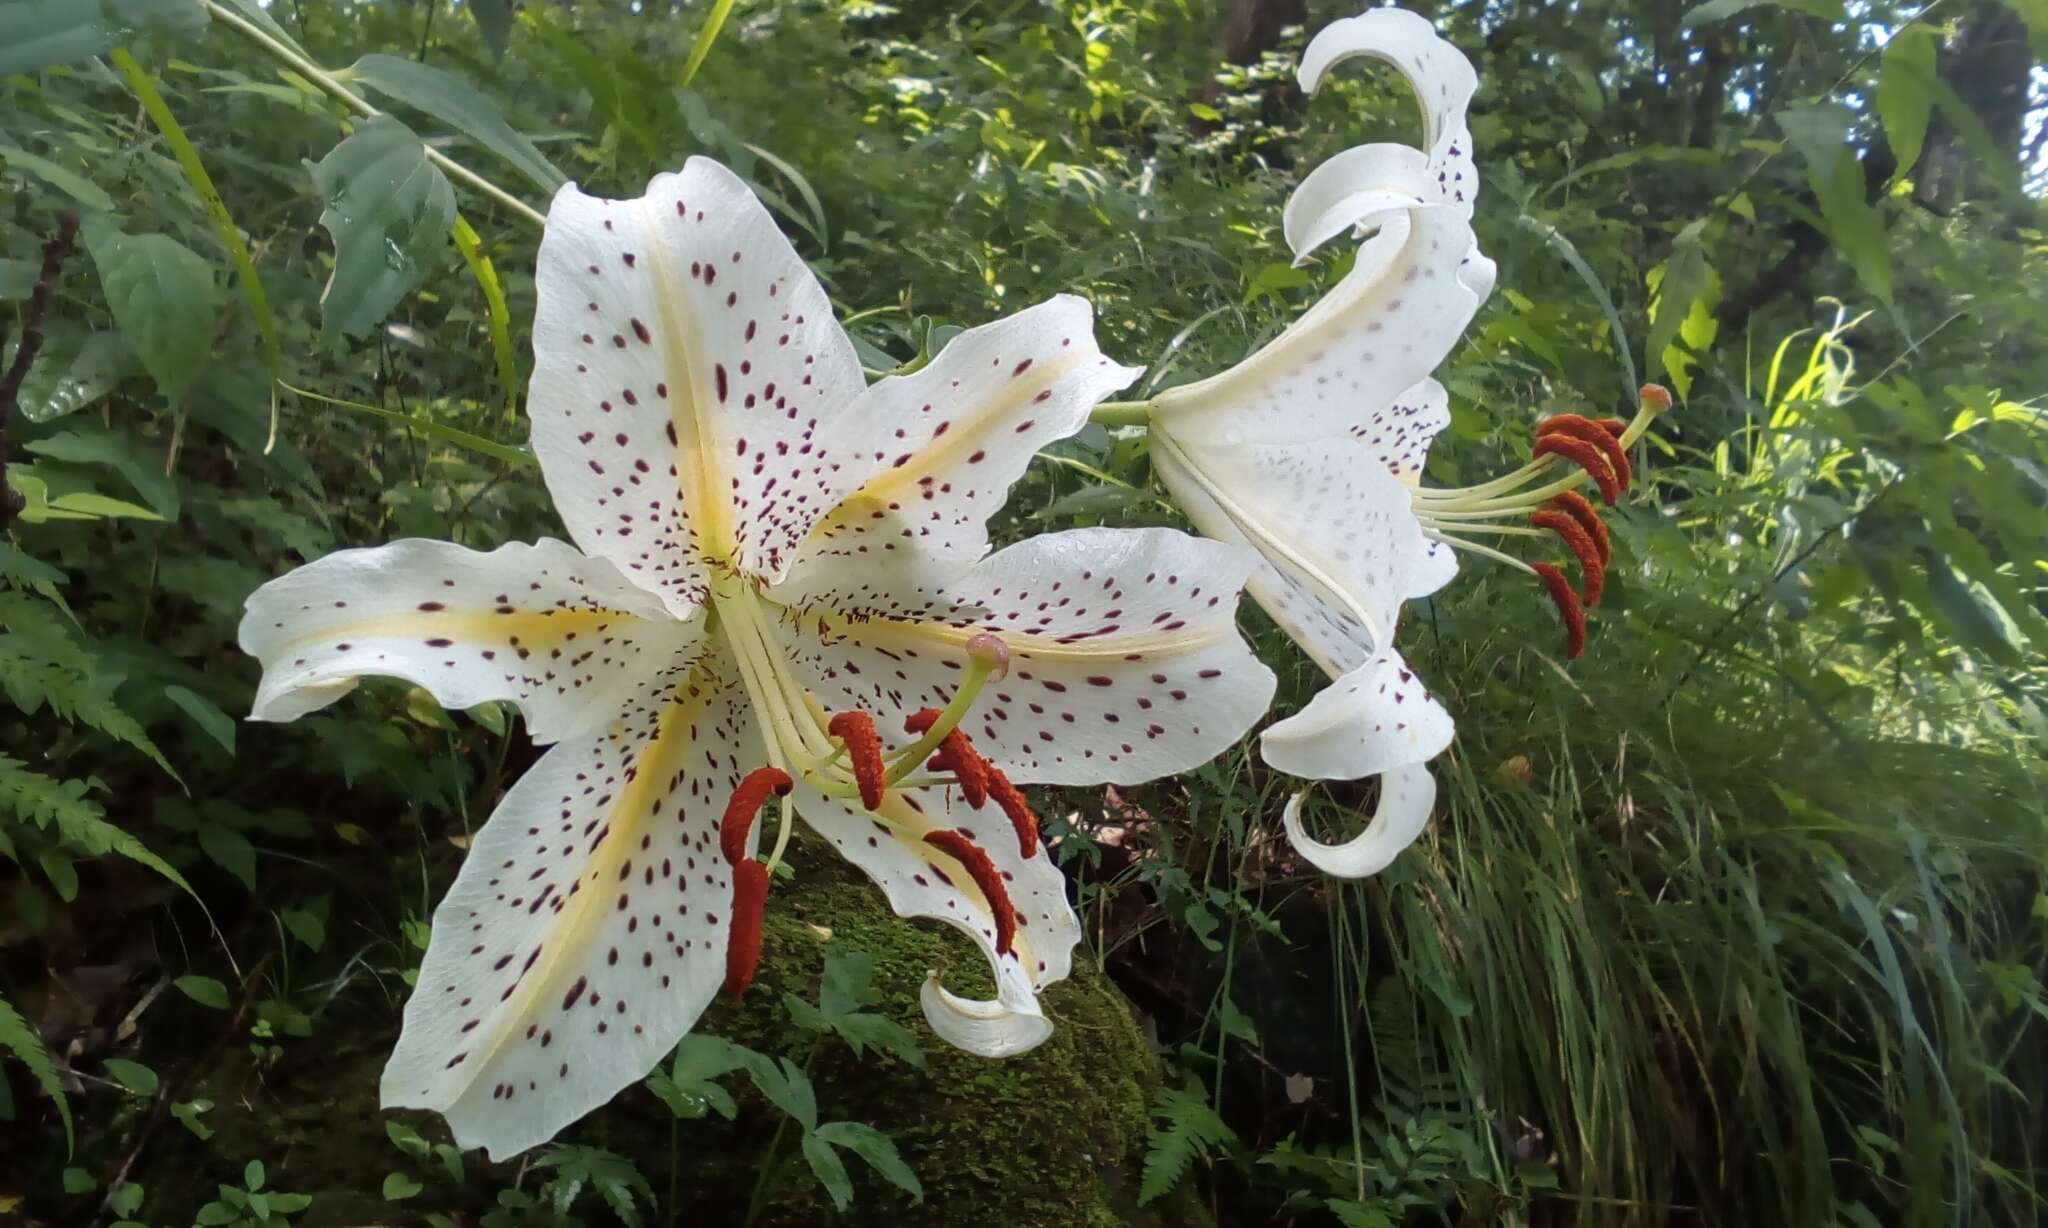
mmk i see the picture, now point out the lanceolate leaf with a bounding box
[1646,218,1711,382]
[82,223,218,402]
[1775,101,1857,189]
[349,54,567,194]
[305,115,456,338]
[0,0,206,77]
[1876,27,1938,173]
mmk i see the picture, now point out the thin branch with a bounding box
[0,211,81,526]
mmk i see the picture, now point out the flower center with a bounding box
[706,583,1040,995]
[1408,384,1671,659]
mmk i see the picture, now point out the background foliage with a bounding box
[1,0,2044,1225]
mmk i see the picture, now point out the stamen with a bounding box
[723,859,770,997]
[922,829,1018,955]
[1547,491,1610,565]
[720,767,793,867]
[1593,417,1630,436]
[984,766,1042,860]
[1638,383,1673,414]
[827,711,887,810]
[906,708,989,809]
[1530,433,1621,506]
[1531,562,1587,659]
[1536,415,1632,491]
[1529,508,1606,607]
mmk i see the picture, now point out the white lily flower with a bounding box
[239,158,1276,1158]
[1142,10,1669,875]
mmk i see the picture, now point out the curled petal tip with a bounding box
[918,972,1052,1058]
[1278,765,1439,879]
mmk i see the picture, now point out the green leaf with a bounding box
[102,1056,159,1096]
[14,332,129,425]
[280,899,327,951]
[37,850,78,900]
[382,1171,423,1200]
[198,823,257,890]
[1775,102,1856,190]
[175,974,230,1009]
[1,991,72,1152]
[1812,149,1892,305]
[1876,27,1938,173]
[243,1159,264,1192]
[469,0,513,58]
[0,0,207,77]
[171,1097,215,1138]
[109,1180,145,1216]
[25,428,181,519]
[801,1132,855,1211]
[81,224,218,402]
[680,0,739,87]
[814,1121,923,1203]
[745,1055,818,1131]
[0,143,116,213]
[164,685,236,755]
[349,54,566,194]
[305,115,457,338]
[1646,218,1711,382]
[62,1165,96,1195]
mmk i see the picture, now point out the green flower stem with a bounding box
[1088,399,1155,427]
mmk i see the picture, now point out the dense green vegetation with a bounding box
[1,1,2043,1225]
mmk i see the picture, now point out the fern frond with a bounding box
[1138,1081,1238,1204]
[0,990,72,1153]
[0,756,192,893]
[0,645,178,780]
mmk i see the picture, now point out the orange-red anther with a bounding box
[1638,383,1673,414]
[1530,508,1607,607]
[1531,433,1622,506]
[828,711,887,811]
[1532,562,1587,660]
[906,708,990,809]
[984,766,1042,860]
[1593,416,1630,436]
[723,859,770,997]
[1536,415,1632,492]
[922,829,1018,955]
[1547,491,1610,566]
[720,767,793,867]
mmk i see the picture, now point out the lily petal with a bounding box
[1297,6,1479,218]
[792,780,1078,1055]
[529,158,865,611]
[1149,208,1490,447]
[919,967,1053,1058]
[237,538,702,743]
[1282,142,1436,264]
[1260,649,1453,781]
[1151,435,1425,671]
[774,294,1140,611]
[779,527,1278,786]
[380,654,756,1159]
[1279,761,1437,878]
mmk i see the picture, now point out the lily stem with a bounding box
[202,0,548,229]
[1088,399,1155,427]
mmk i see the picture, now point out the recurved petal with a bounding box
[238,538,702,744]
[1260,649,1453,782]
[1299,7,1480,217]
[1149,208,1490,447]
[1356,377,1450,484]
[379,654,756,1159]
[529,158,866,611]
[772,294,1139,613]
[1151,435,1425,673]
[1282,142,1435,264]
[779,527,1277,787]
[919,967,1053,1058]
[1279,761,1438,878]
[793,780,1077,1056]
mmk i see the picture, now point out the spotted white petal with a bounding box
[1282,142,1436,265]
[237,538,702,744]
[1149,208,1491,447]
[1279,762,1438,878]
[778,527,1277,786]
[380,653,755,1159]
[791,780,1077,1056]
[528,158,866,612]
[1297,6,1480,219]
[773,294,1140,612]
[1151,435,1425,671]
[1260,649,1453,781]
[919,967,1052,1058]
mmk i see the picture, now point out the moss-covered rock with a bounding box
[120,835,1208,1228]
